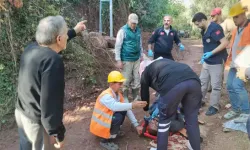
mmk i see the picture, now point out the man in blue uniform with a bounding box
[147,15,185,60]
[192,12,229,116]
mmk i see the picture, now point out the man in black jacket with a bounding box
[140,58,202,150]
[147,15,185,60]
[15,15,86,150]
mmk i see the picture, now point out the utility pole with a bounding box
[99,0,113,37]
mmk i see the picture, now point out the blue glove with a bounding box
[179,44,185,51]
[151,107,159,119]
[202,52,213,59]
[200,58,205,64]
[148,49,154,57]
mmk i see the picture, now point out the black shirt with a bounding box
[201,22,228,64]
[140,59,200,111]
[16,29,76,141]
[148,26,181,60]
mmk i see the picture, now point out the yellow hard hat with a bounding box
[229,2,246,17]
[107,71,126,83]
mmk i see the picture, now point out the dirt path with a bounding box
[0,39,249,150]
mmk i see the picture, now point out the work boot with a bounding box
[205,106,218,116]
[123,89,129,102]
[132,88,141,101]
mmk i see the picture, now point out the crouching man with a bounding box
[90,71,147,150]
[140,58,202,150]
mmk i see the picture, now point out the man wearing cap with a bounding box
[90,71,147,150]
[210,8,237,89]
[115,13,143,102]
[211,8,223,24]
[211,8,236,46]
[224,2,250,123]
[192,12,229,116]
[147,15,185,60]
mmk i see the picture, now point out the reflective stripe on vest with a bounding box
[91,115,111,128]
[93,107,113,120]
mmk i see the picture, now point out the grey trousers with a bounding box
[121,59,140,90]
[200,62,224,109]
[15,109,58,150]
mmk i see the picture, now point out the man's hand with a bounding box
[202,52,213,59]
[116,61,123,69]
[148,49,154,57]
[135,125,143,135]
[199,58,205,64]
[54,140,64,149]
[236,67,247,82]
[50,136,64,149]
[74,20,87,34]
[179,44,185,51]
[132,101,147,109]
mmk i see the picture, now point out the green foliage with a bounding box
[0,0,62,125]
[128,0,189,31]
[0,0,92,125]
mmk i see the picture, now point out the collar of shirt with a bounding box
[202,22,216,36]
[164,29,170,35]
[237,19,250,34]
[161,25,173,33]
[110,88,120,102]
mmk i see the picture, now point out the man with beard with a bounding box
[192,12,229,116]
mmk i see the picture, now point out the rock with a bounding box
[82,32,108,49]
[199,125,209,138]
[104,36,116,48]
[225,104,232,109]
[218,115,223,119]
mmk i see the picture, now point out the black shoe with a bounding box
[205,106,218,116]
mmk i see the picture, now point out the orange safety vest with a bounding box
[89,88,124,139]
[225,20,250,67]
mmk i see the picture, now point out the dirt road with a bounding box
[0,39,249,150]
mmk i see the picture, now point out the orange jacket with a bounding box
[90,88,124,139]
[225,20,250,67]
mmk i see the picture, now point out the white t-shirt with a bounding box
[164,29,170,35]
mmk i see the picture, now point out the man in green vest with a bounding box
[115,13,143,102]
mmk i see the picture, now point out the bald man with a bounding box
[148,15,185,60]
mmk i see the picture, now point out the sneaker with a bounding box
[205,106,218,116]
[234,114,249,123]
[100,139,119,150]
[224,110,240,120]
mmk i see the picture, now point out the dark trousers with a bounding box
[157,79,202,150]
[110,111,127,135]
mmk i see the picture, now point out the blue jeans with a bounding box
[247,115,250,139]
[226,68,249,113]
